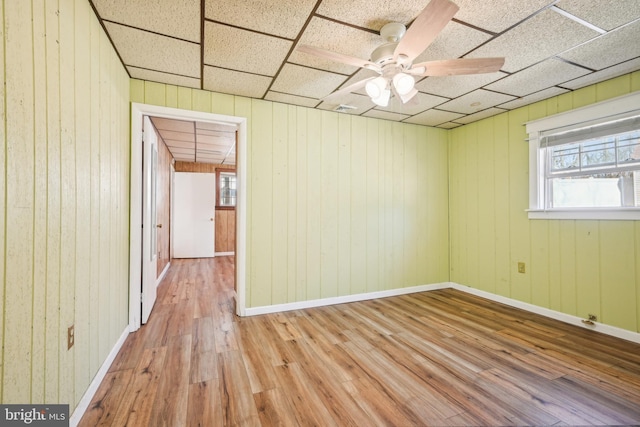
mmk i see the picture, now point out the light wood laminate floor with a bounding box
[79,257,640,426]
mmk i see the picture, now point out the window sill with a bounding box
[527,208,640,220]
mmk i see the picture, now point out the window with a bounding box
[526,92,640,220]
[217,169,236,208]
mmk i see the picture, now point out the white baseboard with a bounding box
[69,326,130,427]
[215,251,235,256]
[244,281,640,344]
[243,283,451,316]
[156,261,171,286]
[450,282,640,344]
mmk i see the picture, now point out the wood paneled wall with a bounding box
[449,71,640,334]
[156,133,172,277]
[1,0,130,409]
[131,79,451,308]
[215,210,236,253]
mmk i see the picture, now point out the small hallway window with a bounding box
[217,170,236,208]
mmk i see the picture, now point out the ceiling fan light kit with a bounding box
[297,0,505,109]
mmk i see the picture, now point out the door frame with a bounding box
[129,102,248,331]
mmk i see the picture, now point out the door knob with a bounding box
[210,218,214,221]
[156,224,162,228]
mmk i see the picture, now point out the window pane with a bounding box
[549,171,640,208]
[219,172,237,207]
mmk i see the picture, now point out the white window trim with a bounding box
[525,91,640,220]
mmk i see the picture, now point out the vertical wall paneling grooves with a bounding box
[1,0,130,411]
[449,71,640,334]
[130,79,451,310]
[0,0,6,404]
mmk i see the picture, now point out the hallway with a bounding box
[79,257,640,426]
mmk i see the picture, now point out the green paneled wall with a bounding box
[131,79,451,308]
[449,72,640,333]
[1,0,130,409]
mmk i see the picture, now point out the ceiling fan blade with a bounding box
[411,57,505,76]
[297,44,379,71]
[323,77,376,104]
[393,0,459,61]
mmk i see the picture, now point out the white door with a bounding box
[173,172,216,258]
[141,116,158,324]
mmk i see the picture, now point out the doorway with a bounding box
[129,103,247,331]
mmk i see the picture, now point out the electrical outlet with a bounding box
[68,325,75,350]
[517,262,525,274]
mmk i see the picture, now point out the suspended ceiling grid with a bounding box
[92,0,640,129]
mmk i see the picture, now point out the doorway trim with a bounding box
[129,102,247,331]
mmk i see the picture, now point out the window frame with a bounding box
[525,91,640,220]
[216,168,237,210]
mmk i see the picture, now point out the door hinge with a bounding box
[140,293,144,303]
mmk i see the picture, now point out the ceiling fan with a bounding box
[297,0,505,107]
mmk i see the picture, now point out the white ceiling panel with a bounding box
[485,58,590,97]
[450,0,554,33]
[363,110,410,122]
[436,89,515,114]
[558,20,640,71]
[404,109,464,126]
[204,22,292,76]
[466,9,598,72]
[104,22,200,78]
[289,17,380,75]
[560,57,640,90]
[203,66,272,98]
[92,0,640,131]
[415,71,507,98]
[265,92,321,108]
[498,86,569,110]
[204,0,317,39]
[271,64,348,99]
[157,130,195,142]
[554,0,640,31]
[128,67,201,90]
[93,0,200,42]
[316,0,428,32]
[453,107,506,124]
[151,117,195,133]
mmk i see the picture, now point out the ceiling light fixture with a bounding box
[365,76,391,107]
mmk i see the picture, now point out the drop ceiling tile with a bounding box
[498,86,569,109]
[559,20,640,70]
[93,0,200,42]
[204,0,316,39]
[467,9,598,73]
[204,22,292,76]
[415,71,507,98]
[451,0,554,33]
[554,0,640,31]
[104,22,200,77]
[316,0,427,32]
[560,57,640,90]
[151,117,195,133]
[437,89,515,114]
[128,67,201,89]
[363,110,410,122]
[158,130,195,142]
[376,92,448,115]
[331,69,380,98]
[265,92,320,108]
[485,58,590,97]
[289,17,381,75]
[437,122,463,129]
[453,107,506,124]
[203,66,272,98]
[413,21,492,63]
[270,63,348,99]
[403,109,464,126]
[318,93,374,114]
